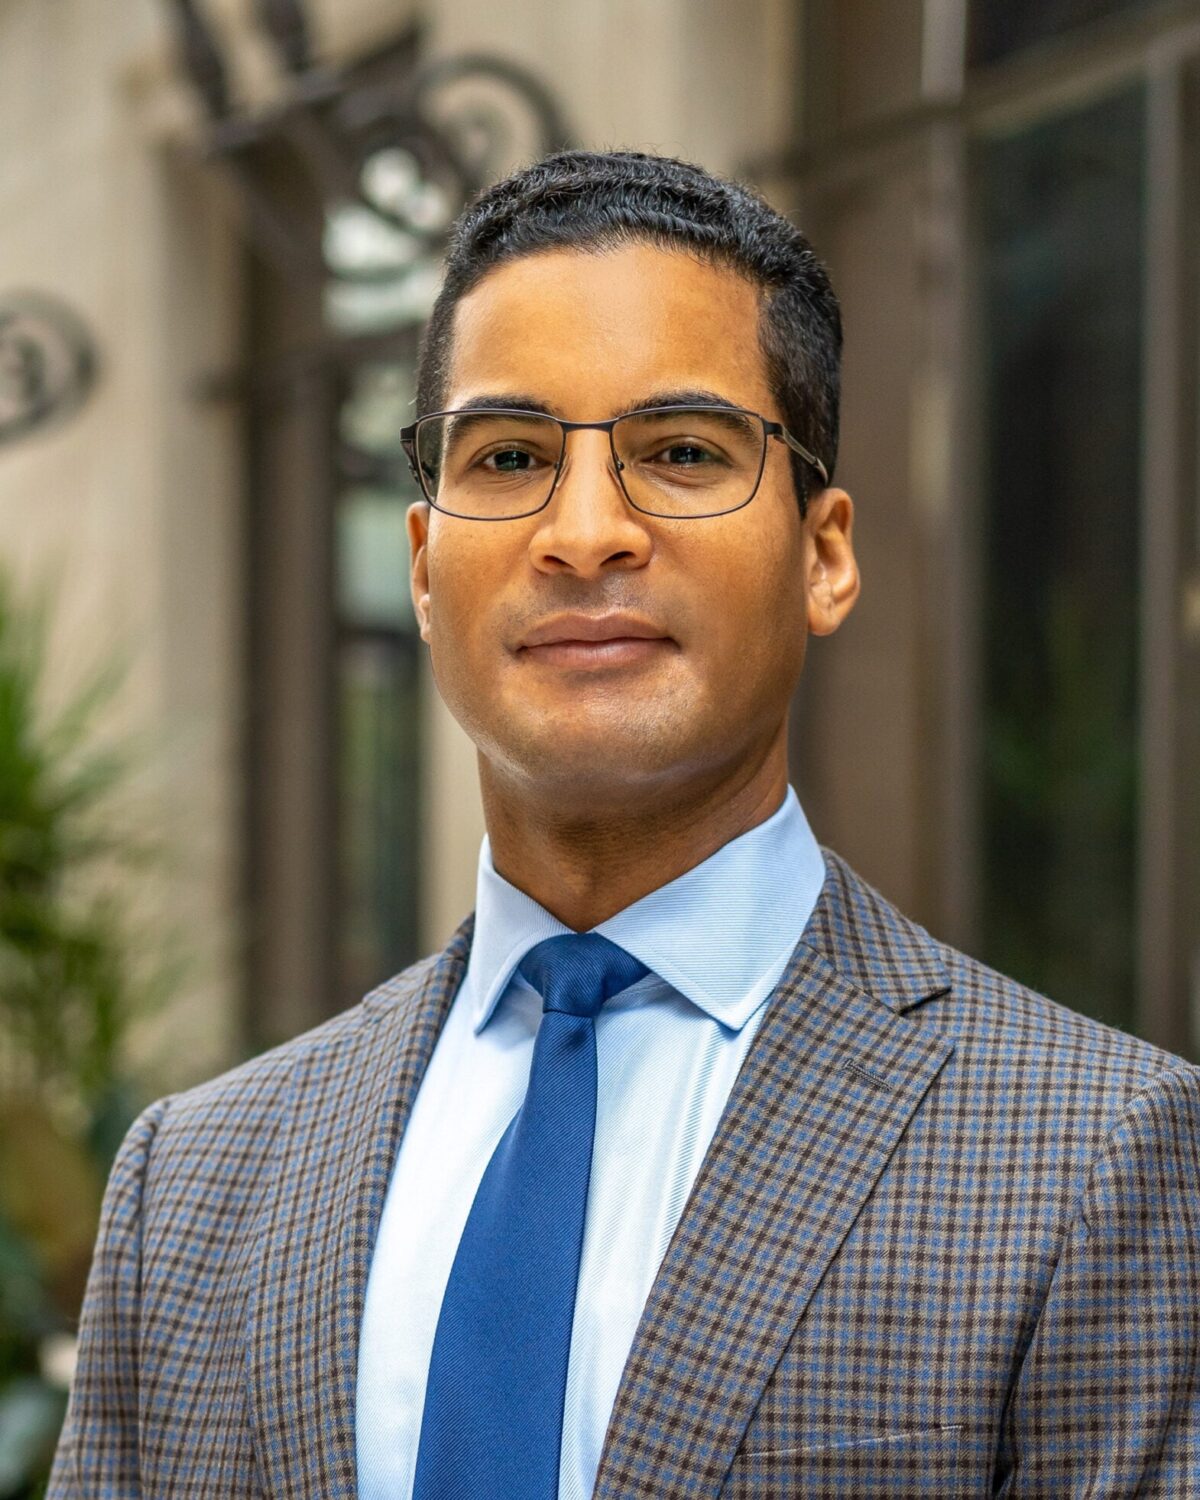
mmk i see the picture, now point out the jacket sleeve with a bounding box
[47,1098,171,1500]
[998,1062,1200,1496]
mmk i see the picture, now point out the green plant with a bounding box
[0,564,181,1496]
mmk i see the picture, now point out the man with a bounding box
[52,150,1199,1498]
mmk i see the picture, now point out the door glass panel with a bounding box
[338,486,416,631]
[338,633,422,1007]
[974,86,1144,1031]
[335,352,424,1001]
[326,131,441,1003]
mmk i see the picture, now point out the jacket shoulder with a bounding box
[934,937,1192,1094]
[816,844,1196,1109]
[146,944,454,1165]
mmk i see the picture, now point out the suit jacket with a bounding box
[50,848,1200,1498]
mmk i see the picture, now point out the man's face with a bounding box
[408,243,855,810]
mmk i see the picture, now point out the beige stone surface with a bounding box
[0,0,242,1089]
[428,0,798,176]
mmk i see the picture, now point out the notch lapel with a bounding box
[593,852,956,1499]
[245,918,472,1500]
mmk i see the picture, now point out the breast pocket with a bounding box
[723,1421,966,1499]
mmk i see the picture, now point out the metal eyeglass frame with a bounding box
[398,404,831,520]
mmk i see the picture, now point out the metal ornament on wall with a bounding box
[167,0,574,331]
[0,292,98,449]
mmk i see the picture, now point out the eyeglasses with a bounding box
[399,404,829,520]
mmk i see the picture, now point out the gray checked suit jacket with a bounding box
[49,847,1200,1497]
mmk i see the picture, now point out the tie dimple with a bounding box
[520,931,649,1017]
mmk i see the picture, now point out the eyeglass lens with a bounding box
[414,408,766,518]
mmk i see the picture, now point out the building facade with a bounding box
[1,0,1196,1086]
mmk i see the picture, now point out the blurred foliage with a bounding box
[0,565,181,1496]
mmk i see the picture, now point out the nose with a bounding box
[527,430,654,579]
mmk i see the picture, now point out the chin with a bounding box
[495,723,700,800]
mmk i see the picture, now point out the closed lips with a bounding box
[517,614,672,649]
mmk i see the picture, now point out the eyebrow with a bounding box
[447,393,558,417]
[615,388,751,419]
[445,388,754,420]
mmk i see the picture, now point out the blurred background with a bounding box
[2,0,1199,1488]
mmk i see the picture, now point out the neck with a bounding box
[480,734,791,931]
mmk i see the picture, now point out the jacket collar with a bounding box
[801,845,952,1014]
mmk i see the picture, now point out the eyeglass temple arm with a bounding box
[770,425,830,488]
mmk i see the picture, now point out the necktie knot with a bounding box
[518,932,648,1019]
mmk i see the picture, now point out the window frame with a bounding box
[785,0,1200,1054]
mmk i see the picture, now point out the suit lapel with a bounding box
[593,851,956,1500]
[246,918,472,1500]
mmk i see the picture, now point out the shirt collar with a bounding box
[462,786,827,1035]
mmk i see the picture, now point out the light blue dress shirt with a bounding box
[357,785,827,1500]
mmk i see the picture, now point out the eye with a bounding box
[654,441,719,467]
[471,440,558,478]
[484,447,537,473]
[648,438,723,465]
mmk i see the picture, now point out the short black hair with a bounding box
[414,149,842,514]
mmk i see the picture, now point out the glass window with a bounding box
[338,632,422,1007]
[326,137,449,1005]
[338,486,416,632]
[968,0,1162,68]
[335,356,425,1006]
[974,86,1145,1031]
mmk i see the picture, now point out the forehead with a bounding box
[442,243,775,417]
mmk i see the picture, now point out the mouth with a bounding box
[516,612,676,671]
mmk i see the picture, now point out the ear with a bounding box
[407,501,433,642]
[804,487,860,637]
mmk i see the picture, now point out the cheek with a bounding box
[689,513,806,672]
[424,528,522,680]
[426,527,490,636]
[722,573,805,689]
[423,542,475,692]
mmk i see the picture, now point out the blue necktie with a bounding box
[412,932,648,1500]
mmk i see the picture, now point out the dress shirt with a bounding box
[357,785,827,1500]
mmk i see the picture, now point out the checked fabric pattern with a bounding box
[50,847,1200,1498]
